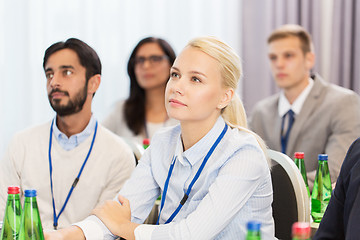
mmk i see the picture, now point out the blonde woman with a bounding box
[45,37,275,240]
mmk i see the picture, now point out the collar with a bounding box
[278,78,314,117]
[52,114,97,150]
[175,116,226,167]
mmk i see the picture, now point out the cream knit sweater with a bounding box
[0,121,135,231]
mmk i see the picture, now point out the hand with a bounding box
[92,195,132,236]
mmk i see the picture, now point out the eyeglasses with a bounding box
[134,55,169,66]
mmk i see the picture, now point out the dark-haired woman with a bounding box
[103,37,178,146]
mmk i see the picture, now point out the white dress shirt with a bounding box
[75,116,275,239]
[278,78,314,117]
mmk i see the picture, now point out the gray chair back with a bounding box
[268,149,310,240]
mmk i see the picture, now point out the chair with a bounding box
[268,149,310,240]
[122,137,145,164]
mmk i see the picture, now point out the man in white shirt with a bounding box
[250,24,360,188]
[0,38,135,230]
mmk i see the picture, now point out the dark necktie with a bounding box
[281,109,295,153]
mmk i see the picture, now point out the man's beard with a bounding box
[48,83,88,117]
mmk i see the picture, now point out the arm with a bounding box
[96,146,271,239]
[151,148,270,239]
[0,134,23,219]
[44,226,85,240]
[95,137,136,206]
[117,147,161,223]
[92,195,139,240]
[74,146,160,239]
[325,93,360,183]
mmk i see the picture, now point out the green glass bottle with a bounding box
[292,222,311,240]
[311,154,332,223]
[18,190,44,240]
[294,152,310,198]
[0,186,22,240]
[246,220,261,240]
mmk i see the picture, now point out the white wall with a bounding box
[0,0,242,157]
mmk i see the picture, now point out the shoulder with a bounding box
[223,127,268,168]
[210,127,271,182]
[104,100,127,116]
[3,121,52,157]
[313,75,359,101]
[97,124,134,153]
[96,124,136,166]
[153,124,181,141]
[226,127,263,153]
[151,124,181,146]
[11,121,51,142]
[115,99,126,109]
[325,84,360,112]
[328,84,359,99]
[102,100,128,131]
[107,100,127,114]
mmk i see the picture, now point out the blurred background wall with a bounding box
[0,0,358,157]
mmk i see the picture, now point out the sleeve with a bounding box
[313,139,360,239]
[151,145,270,239]
[95,136,136,207]
[119,146,161,223]
[75,145,161,239]
[73,215,117,240]
[75,216,157,240]
[325,93,360,183]
[0,134,24,220]
[134,225,156,240]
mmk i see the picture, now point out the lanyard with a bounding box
[48,119,98,229]
[156,123,228,224]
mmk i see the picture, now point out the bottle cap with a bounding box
[292,222,310,237]
[143,138,150,145]
[318,154,328,161]
[294,152,304,158]
[24,189,37,197]
[247,220,261,231]
[7,186,20,194]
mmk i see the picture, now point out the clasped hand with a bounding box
[92,194,132,237]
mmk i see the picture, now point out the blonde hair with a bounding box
[187,36,270,166]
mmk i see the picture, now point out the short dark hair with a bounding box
[267,24,313,54]
[125,37,176,136]
[43,38,102,81]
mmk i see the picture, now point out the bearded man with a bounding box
[0,38,135,231]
